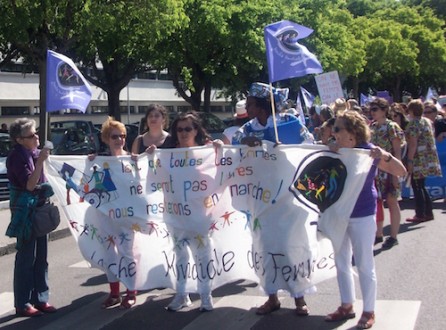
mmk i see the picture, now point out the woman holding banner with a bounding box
[165,112,215,312]
[326,111,406,329]
[232,82,314,317]
[90,117,138,309]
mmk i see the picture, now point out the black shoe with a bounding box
[374,236,383,245]
[382,237,398,249]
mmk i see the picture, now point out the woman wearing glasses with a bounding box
[369,98,406,249]
[90,117,138,309]
[326,111,406,329]
[6,118,57,317]
[164,112,216,312]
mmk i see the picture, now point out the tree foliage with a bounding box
[73,0,187,120]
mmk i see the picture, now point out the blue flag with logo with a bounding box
[264,20,323,83]
[46,50,92,113]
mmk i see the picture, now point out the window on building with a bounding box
[91,106,108,114]
[120,106,136,114]
[1,106,31,115]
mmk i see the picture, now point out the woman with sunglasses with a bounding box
[90,117,138,309]
[405,100,441,222]
[369,98,406,249]
[164,112,215,312]
[6,118,57,317]
[326,111,406,329]
[132,104,174,155]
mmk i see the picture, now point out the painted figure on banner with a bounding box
[324,111,406,329]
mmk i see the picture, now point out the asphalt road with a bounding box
[0,198,445,330]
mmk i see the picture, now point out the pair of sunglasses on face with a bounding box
[111,134,126,140]
[176,127,194,133]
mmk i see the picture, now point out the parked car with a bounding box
[49,120,100,154]
[94,123,139,154]
[50,127,97,155]
[0,133,12,201]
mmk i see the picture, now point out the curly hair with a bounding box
[170,111,211,146]
[101,117,126,143]
[9,118,36,145]
[337,110,371,146]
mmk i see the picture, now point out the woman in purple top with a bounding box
[325,111,406,329]
[6,118,57,317]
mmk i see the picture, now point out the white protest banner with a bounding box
[45,143,373,295]
[315,71,344,105]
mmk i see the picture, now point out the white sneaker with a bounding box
[166,294,192,311]
[199,295,214,312]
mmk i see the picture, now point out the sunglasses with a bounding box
[370,107,381,112]
[21,132,37,139]
[176,127,194,133]
[423,110,435,115]
[332,126,345,133]
[110,134,126,140]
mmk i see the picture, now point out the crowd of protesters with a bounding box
[5,88,443,329]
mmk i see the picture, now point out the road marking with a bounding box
[183,295,277,330]
[183,297,421,330]
[69,260,91,268]
[335,300,421,330]
[0,292,14,316]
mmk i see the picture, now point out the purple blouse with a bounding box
[350,142,379,218]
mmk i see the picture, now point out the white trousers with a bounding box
[334,214,377,312]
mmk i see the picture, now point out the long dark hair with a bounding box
[170,111,211,146]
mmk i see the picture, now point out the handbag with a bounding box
[33,202,61,237]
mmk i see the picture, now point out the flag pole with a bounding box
[269,83,280,144]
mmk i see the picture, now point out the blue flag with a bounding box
[264,20,323,83]
[46,50,92,113]
[300,86,315,109]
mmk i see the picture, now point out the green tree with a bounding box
[73,0,187,121]
[0,0,86,140]
[156,0,306,112]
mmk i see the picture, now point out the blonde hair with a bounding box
[337,110,370,145]
[101,117,126,143]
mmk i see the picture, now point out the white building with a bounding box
[0,70,232,127]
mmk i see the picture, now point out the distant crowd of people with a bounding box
[5,85,444,330]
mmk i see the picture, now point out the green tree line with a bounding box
[0,0,445,124]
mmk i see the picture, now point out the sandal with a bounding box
[120,294,136,309]
[325,305,356,322]
[357,311,375,329]
[256,299,281,315]
[101,295,121,309]
[295,297,309,316]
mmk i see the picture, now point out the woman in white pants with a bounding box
[326,111,406,329]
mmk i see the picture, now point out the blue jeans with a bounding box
[14,235,49,309]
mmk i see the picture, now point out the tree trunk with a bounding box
[107,87,123,122]
[393,76,402,102]
[203,81,212,113]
